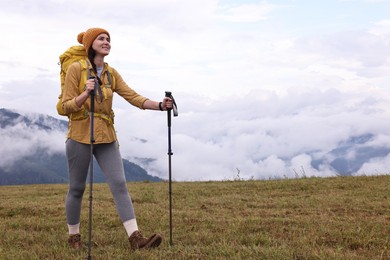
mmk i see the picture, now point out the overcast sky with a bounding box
[1,0,390,181]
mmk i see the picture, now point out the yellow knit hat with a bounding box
[77,28,110,53]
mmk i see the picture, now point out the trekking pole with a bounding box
[88,77,97,260]
[165,91,178,246]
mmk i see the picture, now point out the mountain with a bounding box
[0,108,162,185]
[310,133,390,176]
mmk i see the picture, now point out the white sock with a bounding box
[67,223,80,235]
[123,218,138,237]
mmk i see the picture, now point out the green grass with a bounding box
[1,175,389,259]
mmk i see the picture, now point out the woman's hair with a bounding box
[88,47,103,85]
[88,48,97,73]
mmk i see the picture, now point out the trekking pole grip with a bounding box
[165,91,172,127]
[165,91,172,108]
[89,76,96,96]
[166,91,178,117]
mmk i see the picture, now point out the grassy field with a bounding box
[0,175,389,259]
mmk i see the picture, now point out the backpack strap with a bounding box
[77,59,91,92]
[106,70,112,85]
[106,65,115,91]
[68,59,91,121]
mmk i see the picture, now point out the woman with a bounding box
[62,28,172,250]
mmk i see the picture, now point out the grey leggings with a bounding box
[65,139,135,225]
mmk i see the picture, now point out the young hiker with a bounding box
[61,27,172,250]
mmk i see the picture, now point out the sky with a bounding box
[1,0,390,181]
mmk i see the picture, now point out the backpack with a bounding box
[56,45,115,121]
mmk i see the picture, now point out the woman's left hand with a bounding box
[162,97,173,110]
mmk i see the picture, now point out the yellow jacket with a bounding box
[62,62,148,144]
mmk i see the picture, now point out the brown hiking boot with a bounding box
[128,231,162,250]
[68,234,82,249]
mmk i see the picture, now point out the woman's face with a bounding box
[92,33,111,56]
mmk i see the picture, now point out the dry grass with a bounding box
[0,175,389,259]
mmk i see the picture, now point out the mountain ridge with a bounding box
[0,108,162,185]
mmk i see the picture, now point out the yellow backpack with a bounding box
[56,45,115,121]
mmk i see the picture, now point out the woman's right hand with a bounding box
[75,78,96,107]
[84,78,96,94]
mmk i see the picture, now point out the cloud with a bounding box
[0,79,59,117]
[215,2,280,23]
[358,154,390,175]
[0,118,65,169]
[366,0,390,3]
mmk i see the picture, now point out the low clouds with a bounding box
[0,111,66,169]
[111,85,390,181]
